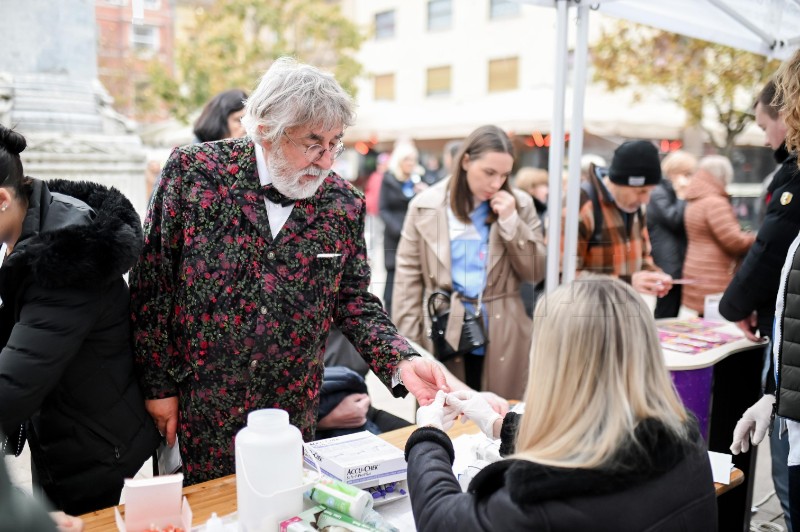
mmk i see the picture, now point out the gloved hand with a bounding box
[447,390,503,439]
[416,390,459,430]
[478,391,510,416]
[730,394,775,454]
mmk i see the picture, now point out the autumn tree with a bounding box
[592,21,780,155]
[141,0,364,122]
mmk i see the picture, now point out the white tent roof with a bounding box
[517,0,800,293]
[521,0,800,60]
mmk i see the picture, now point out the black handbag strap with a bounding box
[427,291,451,319]
[427,290,485,319]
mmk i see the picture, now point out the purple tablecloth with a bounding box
[671,367,714,439]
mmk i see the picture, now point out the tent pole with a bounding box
[707,0,777,49]
[562,2,590,285]
[544,0,570,295]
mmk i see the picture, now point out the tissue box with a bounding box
[114,474,192,532]
[304,431,407,489]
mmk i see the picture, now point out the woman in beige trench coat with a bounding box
[392,125,547,400]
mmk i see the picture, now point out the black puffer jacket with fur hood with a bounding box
[405,414,717,531]
[0,179,159,515]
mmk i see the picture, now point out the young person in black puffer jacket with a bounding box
[0,125,159,515]
[406,274,717,532]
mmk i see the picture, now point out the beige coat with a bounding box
[682,170,755,313]
[392,179,547,400]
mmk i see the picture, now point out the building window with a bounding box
[374,74,395,101]
[375,10,395,39]
[489,0,520,19]
[427,0,452,31]
[143,0,161,9]
[132,25,160,52]
[106,0,127,5]
[426,66,452,96]
[488,57,519,92]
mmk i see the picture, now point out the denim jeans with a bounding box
[772,417,794,532]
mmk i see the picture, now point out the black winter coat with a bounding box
[774,229,800,421]
[405,417,717,532]
[0,179,159,515]
[720,145,800,337]
[647,179,687,278]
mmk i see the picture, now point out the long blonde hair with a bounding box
[514,274,688,468]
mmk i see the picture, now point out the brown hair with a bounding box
[755,79,782,120]
[449,125,515,224]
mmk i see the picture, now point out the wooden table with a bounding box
[80,420,742,530]
[79,422,476,530]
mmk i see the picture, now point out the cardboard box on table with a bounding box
[114,474,192,532]
[303,431,408,505]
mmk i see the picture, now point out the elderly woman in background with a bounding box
[379,142,428,316]
[407,275,717,531]
[682,155,755,314]
[392,125,546,398]
[647,150,697,318]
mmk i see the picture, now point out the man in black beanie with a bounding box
[568,139,673,296]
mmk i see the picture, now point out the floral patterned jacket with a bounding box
[130,137,416,483]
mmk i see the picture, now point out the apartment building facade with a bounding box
[96,0,175,121]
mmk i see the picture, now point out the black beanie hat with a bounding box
[607,140,662,187]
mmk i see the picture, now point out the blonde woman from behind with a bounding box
[406,274,717,531]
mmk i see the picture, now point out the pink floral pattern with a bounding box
[130,137,415,484]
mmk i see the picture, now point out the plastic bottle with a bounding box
[235,409,303,532]
[205,512,225,532]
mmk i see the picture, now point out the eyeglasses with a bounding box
[283,132,345,163]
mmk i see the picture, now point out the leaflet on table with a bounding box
[657,317,741,355]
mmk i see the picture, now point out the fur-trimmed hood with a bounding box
[471,417,702,506]
[5,178,142,289]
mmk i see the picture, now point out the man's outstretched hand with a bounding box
[398,357,449,405]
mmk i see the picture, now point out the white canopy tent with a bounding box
[517,0,800,294]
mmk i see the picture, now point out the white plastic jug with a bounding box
[235,409,304,532]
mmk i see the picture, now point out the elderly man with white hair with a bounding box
[129,57,448,485]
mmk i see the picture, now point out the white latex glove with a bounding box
[416,390,459,430]
[447,390,502,439]
[730,394,775,454]
[479,391,510,416]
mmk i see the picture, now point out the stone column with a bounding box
[0,0,148,217]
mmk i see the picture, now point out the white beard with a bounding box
[267,145,328,199]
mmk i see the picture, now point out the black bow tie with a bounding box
[263,184,295,207]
